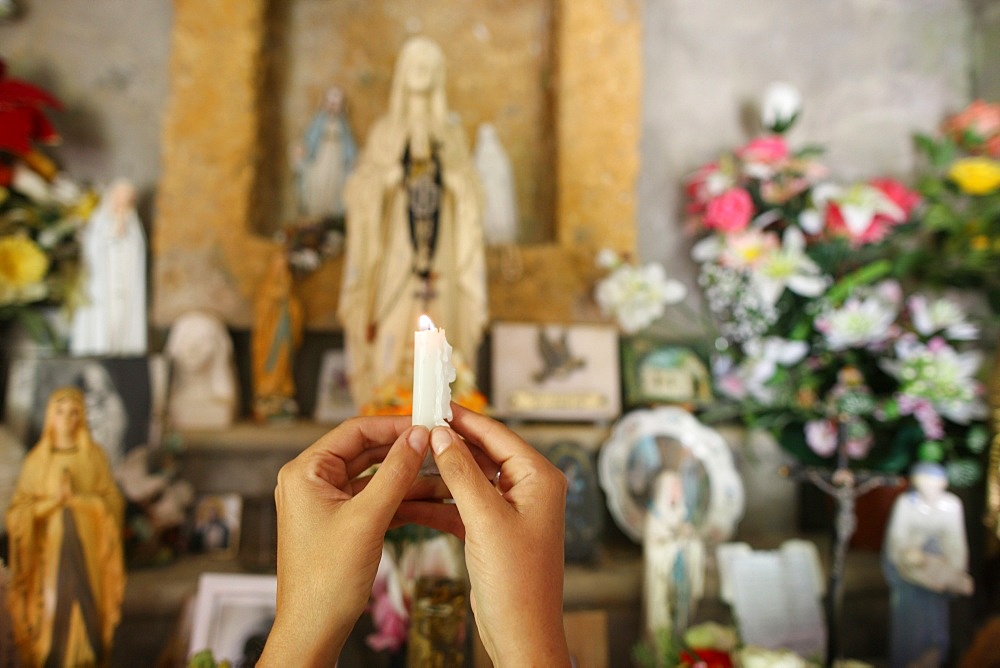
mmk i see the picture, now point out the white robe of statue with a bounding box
[883,462,973,668]
[473,123,518,245]
[338,36,486,409]
[294,86,357,220]
[164,311,239,430]
[70,179,147,356]
[643,470,705,640]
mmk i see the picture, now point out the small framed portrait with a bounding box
[544,440,605,563]
[188,572,276,666]
[313,349,355,423]
[597,407,744,544]
[3,355,168,465]
[620,336,713,410]
[490,321,621,422]
[191,493,242,558]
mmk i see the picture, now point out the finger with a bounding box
[300,415,412,478]
[430,426,506,521]
[355,426,430,525]
[391,501,466,539]
[351,473,454,502]
[448,404,544,470]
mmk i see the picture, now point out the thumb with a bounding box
[430,427,502,517]
[356,426,429,525]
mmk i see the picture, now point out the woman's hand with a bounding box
[258,416,430,667]
[409,404,572,667]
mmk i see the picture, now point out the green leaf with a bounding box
[947,459,982,488]
[825,260,893,305]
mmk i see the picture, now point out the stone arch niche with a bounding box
[152,0,641,329]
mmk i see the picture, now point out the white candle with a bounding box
[412,314,456,429]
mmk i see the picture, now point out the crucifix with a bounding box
[781,460,902,668]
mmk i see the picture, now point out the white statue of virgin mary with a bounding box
[338,36,487,409]
[70,178,147,356]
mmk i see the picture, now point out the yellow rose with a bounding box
[0,235,50,289]
[948,157,1000,195]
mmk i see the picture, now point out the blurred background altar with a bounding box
[1,1,999,666]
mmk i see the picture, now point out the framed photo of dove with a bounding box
[490,322,620,422]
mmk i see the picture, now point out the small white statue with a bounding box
[164,311,239,430]
[71,178,148,356]
[473,123,518,245]
[643,470,705,642]
[882,461,973,668]
[293,85,357,221]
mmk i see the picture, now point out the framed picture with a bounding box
[313,349,355,423]
[620,336,713,410]
[188,572,276,666]
[490,322,621,422]
[3,355,168,466]
[544,440,605,563]
[191,493,242,558]
[597,407,744,544]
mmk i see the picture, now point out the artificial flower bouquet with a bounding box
[901,99,1000,317]
[685,84,988,482]
[0,58,96,346]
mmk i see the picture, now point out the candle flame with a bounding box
[418,314,435,331]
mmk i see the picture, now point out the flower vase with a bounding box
[405,532,469,668]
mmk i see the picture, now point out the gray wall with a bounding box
[1,0,996,283]
[0,0,172,218]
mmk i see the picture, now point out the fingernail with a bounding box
[431,428,452,455]
[408,427,429,455]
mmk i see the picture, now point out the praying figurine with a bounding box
[338,36,487,411]
[882,462,973,668]
[292,85,357,222]
[643,470,705,644]
[251,249,304,422]
[5,387,126,667]
[70,178,148,356]
[164,310,240,430]
[473,123,518,246]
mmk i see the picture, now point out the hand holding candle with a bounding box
[412,315,456,430]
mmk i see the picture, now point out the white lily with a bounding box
[831,183,904,236]
[595,260,687,334]
[816,286,900,351]
[908,294,979,341]
[881,337,987,424]
[753,227,829,306]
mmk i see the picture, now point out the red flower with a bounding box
[0,58,63,158]
[685,162,721,214]
[679,647,734,668]
[703,188,754,232]
[871,177,921,218]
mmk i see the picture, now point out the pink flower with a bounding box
[703,188,754,232]
[805,419,838,457]
[366,548,410,653]
[367,591,409,652]
[736,136,790,164]
[942,100,1000,157]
